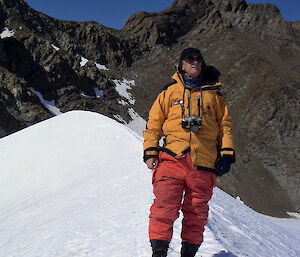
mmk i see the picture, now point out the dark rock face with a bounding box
[0,0,299,217]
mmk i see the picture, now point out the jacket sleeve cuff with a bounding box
[143,147,159,162]
[220,148,236,163]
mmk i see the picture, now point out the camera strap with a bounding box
[180,87,187,120]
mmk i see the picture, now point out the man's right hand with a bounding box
[146,157,158,170]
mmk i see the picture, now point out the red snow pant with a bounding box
[149,151,216,245]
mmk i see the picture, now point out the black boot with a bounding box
[150,239,170,257]
[181,241,200,257]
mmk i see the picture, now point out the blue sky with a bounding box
[24,0,300,30]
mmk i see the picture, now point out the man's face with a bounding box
[182,55,202,79]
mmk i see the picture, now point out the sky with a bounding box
[0,110,299,256]
[24,0,300,30]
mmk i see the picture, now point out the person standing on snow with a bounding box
[143,47,235,257]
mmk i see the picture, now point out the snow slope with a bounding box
[0,111,299,257]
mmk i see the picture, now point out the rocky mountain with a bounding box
[0,0,299,217]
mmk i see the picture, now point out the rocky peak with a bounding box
[122,0,295,51]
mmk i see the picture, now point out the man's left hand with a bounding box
[216,158,231,177]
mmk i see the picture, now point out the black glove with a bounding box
[216,158,231,177]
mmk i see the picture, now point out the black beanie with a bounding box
[179,48,202,62]
[178,47,206,74]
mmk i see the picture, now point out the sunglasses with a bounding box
[184,55,202,63]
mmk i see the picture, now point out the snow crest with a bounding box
[0,111,299,257]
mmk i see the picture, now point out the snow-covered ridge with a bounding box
[0,111,299,257]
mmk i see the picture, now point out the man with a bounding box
[143,48,235,257]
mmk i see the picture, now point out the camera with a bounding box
[182,115,202,133]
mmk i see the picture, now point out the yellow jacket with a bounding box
[143,71,235,172]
